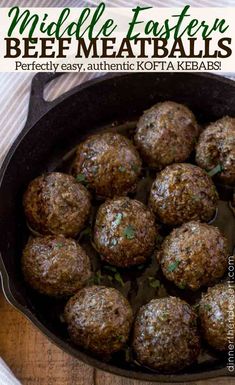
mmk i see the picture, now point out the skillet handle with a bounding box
[25,72,63,129]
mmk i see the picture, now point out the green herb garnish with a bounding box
[148,277,160,289]
[192,194,201,201]
[193,303,200,311]
[114,272,125,286]
[80,227,91,238]
[110,238,118,246]
[124,347,132,362]
[104,265,117,273]
[207,164,223,177]
[155,234,164,244]
[116,335,125,342]
[118,166,126,173]
[76,173,88,185]
[131,164,139,173]
[178,282,186,289]
[158,311,169,321]
[137,264,145,270]
[204,304,212,311]
[113,213,123,227]
[88,276,95,285]
[56,243,63,248]
[94,270,102,285]
[192,137,198,146]
[92,165,98,175]
[123,225,135,240]
[167,260,180,272]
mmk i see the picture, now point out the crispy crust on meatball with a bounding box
[149,163,218,226]
[22,235,91,297]
[196,116,235,185]
[158,221,228,291]
[199,282,235,351]
[71,132,142,198]
[133,297,200,372]
[135,101,199,169]
[23,172,91,237]
[94,197,157,267]
[64,285,133,355]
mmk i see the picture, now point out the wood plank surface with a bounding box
[0,291,233,385]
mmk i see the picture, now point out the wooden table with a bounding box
[0,291,233,385]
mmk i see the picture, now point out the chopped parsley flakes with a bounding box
[207,164,223,177]
[114,272,125,286]
[123,225,135,240]
[204,304,212,311]
[167,260,180,272]
[118,166,126,173]
[76,173,88,185]
[131,164,139,173]
[113,213,123,227]
[148,277,161,289]
[56,243,63,248]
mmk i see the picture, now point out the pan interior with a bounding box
[0,73,234,381]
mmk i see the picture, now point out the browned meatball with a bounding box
[71,132,142,198]
[133,297,200,372]
[158,221,228,291]
[199,283,234,351]
[64,286,133,356]
[94,197,157,267]
[23,172,91,237]
[135,101,199,169]
[196,117,235,185]
[149,163,218,226]
[22,235,91,297]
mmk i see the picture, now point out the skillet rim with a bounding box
[0,72,234,382]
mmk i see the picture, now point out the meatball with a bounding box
[196,116,235,185]
[23,172,91,237]
[158,221,228,291]
[64,285,133,356]
[149,163,218,226]
[135,101,199,169]
[199,283,234,351]
[133,297,200,372]
[94,197,157,267]
[22,235,91,297]
[71,132,142,198]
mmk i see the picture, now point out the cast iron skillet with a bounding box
[0,72,234,383]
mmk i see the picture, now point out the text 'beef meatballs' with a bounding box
[199,283,235,351]
[158,221,228,291]
[22,235,91,297]
[64,286,133,356]
[149,163,218,226]
[94,197,157,267]
[135,101,199,169]
[23,172,91,237]
[133,297,200,372]
[72,132,142,198]
[196,116,235,185]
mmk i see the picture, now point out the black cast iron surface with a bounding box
[0,72,234,382]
